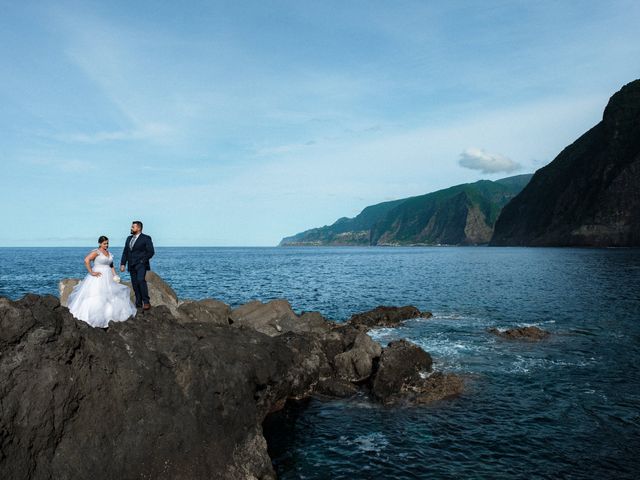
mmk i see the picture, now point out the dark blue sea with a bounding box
[1,246,639,479]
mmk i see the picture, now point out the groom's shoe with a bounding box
[143,303,151,311]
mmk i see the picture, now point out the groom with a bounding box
[120,220,155,310]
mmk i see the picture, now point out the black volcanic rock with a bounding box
[491,79,640,246]
[372,339,433,401]
[488,326,550,341]
[0,295,324,479]
[333,332,383,382]
[314,377,359,397]
[176,298,232,325]
[348,305,432,331]
[370,339,463,405]
[0,293,461,478]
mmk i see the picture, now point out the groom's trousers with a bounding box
[130,265,150,306]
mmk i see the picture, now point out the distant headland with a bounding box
[281,79,640,248]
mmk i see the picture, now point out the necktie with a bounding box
[130,235,137,249]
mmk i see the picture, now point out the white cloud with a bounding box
[458,148,521,174]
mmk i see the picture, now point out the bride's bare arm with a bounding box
[84,251,101,277]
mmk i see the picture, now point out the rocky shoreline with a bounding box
[1,275,463,479]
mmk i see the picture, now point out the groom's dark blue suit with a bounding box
[120,233,155,307]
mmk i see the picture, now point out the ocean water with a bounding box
[1,246,639,479]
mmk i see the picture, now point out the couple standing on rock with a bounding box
[67,221,155,328]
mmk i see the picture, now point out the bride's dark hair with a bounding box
[98,236,109,244]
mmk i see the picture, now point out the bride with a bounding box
[67,236,137,328]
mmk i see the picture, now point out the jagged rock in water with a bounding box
[333,332,383,382]
[353,331,384,358]
[1,280,460,478]
[371,339,463,405]
[403,371,465,405]
[488,326,550,341]
[372,339,433,401]
[348,305,432,331]
[491,79,640,246]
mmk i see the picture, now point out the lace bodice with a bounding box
[94,250,113,267]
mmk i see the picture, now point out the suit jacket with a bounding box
[121,233,155,271]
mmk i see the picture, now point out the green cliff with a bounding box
[280,174,532,246]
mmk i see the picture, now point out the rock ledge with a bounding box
[1,282,460,479]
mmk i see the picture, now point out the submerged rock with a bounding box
[402,372,465,405]
[348,305,432,331]
[488,326,550,341]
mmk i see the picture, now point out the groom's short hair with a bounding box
[133,220,143,230]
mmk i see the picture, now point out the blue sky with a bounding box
[1,0,639,246]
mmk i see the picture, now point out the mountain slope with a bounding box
[279,198,407,246]
[491,79,640,246]
[370,175,532,245]
[280,174,532,246]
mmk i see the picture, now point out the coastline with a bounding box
[0,275,462,479]
[1,248,638,478]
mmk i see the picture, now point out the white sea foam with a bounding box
[340,432,390,453]
[506,355,596,374]
[368,311,575,376]
[519,320,556,327]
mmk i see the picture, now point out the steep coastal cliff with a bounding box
[491,80,640,246]
[280,174,531,246]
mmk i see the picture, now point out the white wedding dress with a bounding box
[67,250,137,328]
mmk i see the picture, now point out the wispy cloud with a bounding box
[27,157,96,173]
[55,123,173,144]
[458,148,521,174]
[49,8,184,147]
[2,1,638,246]
[255,141,317,157]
